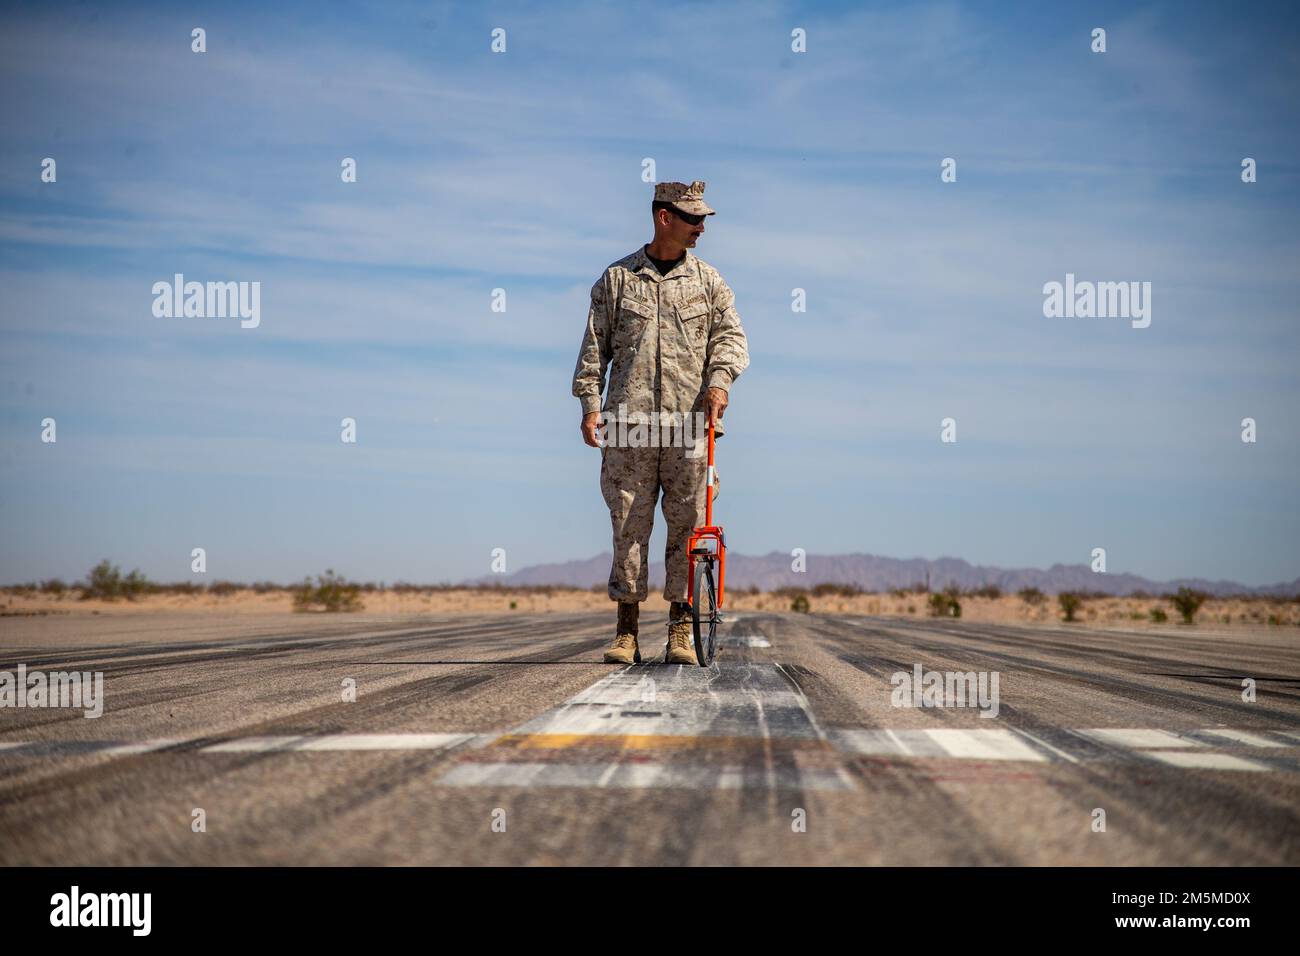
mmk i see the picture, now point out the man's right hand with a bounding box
[581,411,604,448]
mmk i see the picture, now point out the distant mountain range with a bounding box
[468,551,1300,598]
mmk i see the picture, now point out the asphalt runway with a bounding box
[2,610,1298,865]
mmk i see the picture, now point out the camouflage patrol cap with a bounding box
[653,180,716,216]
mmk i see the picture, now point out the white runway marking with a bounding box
[437,662,858,790]
[926,729,1047,761]
[1190,729,1288,748]
[201,736,306,752]
[826,726,1299,773]
[1011,728,1082,764]
[1145,752,1271,772]
[99,740,185,756]
[499,664,818,739]
[834,729,929,757]
[830,729,1047,761]
[3,729,1295,776]
[1077,728,1205,749]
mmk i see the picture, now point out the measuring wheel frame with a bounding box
[686,418,726,667]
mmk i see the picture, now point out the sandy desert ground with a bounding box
[2,587,1296,632]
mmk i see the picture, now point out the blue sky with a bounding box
[2,0,1297,588]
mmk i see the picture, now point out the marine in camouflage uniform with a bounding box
[571,181,749,664]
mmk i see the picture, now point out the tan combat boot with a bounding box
[603,601,641,664]
[664,601,698,665]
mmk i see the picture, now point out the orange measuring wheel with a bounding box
[686,418,725,666]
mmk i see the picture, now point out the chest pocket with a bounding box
[677,300,710,344]
[614,295,655,347]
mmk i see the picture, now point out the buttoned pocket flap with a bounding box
[620,297,655,319]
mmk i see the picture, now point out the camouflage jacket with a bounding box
[571,245,749,437]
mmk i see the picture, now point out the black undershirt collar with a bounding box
[644,245,685,276]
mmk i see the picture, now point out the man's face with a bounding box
[661,206,705,246]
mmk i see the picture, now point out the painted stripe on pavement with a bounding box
[1077,728,1205,749]
[4,728,1296,775]
[830,728,1046,761]
[925,728,1048,761]
[505,664,821,739]
[1189,729,1289,748]
[98,740,186,756]
[1145,752,1272,772]
[201,736,308,753]
[1011,727,1082,764]
[438,662,857,790]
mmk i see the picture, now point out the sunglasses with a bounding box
[670,207,706,226]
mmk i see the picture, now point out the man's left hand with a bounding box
[705,386,729,425]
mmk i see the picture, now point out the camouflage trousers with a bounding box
[600,428,708,603]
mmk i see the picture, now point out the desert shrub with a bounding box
[966,585,1001,600]
[1058,592,1083,622]
[80,560,152,601]
[293,569,364,612]
[39,578,68,595]
[120,569,151,600]
[1017,587,1045,606]
[1150,607,1168,623]
[1168,586,1208,625]
[928,588,962,618]
[813,582,861,598]
[790,594,810,613]
[81,560,121,600]
[208,580,240,597]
